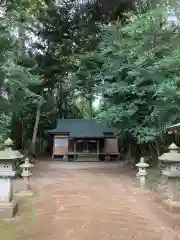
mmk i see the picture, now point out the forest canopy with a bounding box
[0,0,180,161]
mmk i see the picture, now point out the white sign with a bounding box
[0,178,11,202]
[55,138,68,147]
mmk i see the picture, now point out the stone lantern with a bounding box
[19,157,34,196]
[158,143,180,213]
[0,138,23,219]
[135,157,150,188]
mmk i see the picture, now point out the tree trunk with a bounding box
[30,94,44,156]
[88,95,93,119]
[10,114,22,149]
[155,139,160,157]
[10,16,25,150]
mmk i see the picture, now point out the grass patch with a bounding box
[0,197,37,240]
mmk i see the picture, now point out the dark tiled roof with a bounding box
[47,119,116,138]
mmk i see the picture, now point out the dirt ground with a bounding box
[5,161,180,240]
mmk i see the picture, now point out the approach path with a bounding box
[24,161,180,240]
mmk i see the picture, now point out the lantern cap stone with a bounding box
[158,152,180,162]
[135,157,149,168]
[0,149,23,160]
[4,138,13,147]
[20,158,34,168]
[168,143,179,150]
[158,143,180,162]
[0,138,23,160]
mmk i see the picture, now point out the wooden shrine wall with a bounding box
[53,135,68,155]
[104,138,119,153]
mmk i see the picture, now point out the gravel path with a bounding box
[22,161,180,240]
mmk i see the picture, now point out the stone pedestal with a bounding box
[167,178,180,201]
[138,173,146,188]
[0,177,18,219]
[0,200,18,219]
[16,175,33,197]
[162,199,180,213]
[162,177,180,213]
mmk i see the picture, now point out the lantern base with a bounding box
[15,190,33,197]
[0,200,18,219]
[162,199,180,214]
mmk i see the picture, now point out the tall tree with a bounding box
[0,1,41,147]
[73,52,102,119]
[96,8,180,147]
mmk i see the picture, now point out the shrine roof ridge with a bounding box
[46,119,117,138]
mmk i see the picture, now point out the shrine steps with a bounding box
[75,153,99,162]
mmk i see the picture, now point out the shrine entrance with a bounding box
[76,139,99,153]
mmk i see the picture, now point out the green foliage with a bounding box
[0,2,41,144]
[96,8,180,143]
[0,114,11,145]
[2,52,40,113]
[29,0,105,120]
[2,0,178,157]
[72,52,103,118]
[73,53,102,94]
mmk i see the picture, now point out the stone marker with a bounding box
[158,143,180,213]
[135,157,149,188]
[0,138,23,219]
[17,157,34,196]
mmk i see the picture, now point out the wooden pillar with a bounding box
[87,140,89,152]
[52,136,55,160]
[74,139,76,160]
[97,140,99,154]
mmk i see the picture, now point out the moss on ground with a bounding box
[0,198,37,240]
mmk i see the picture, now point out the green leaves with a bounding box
[0,113,11,145]
[96,8,180,143]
